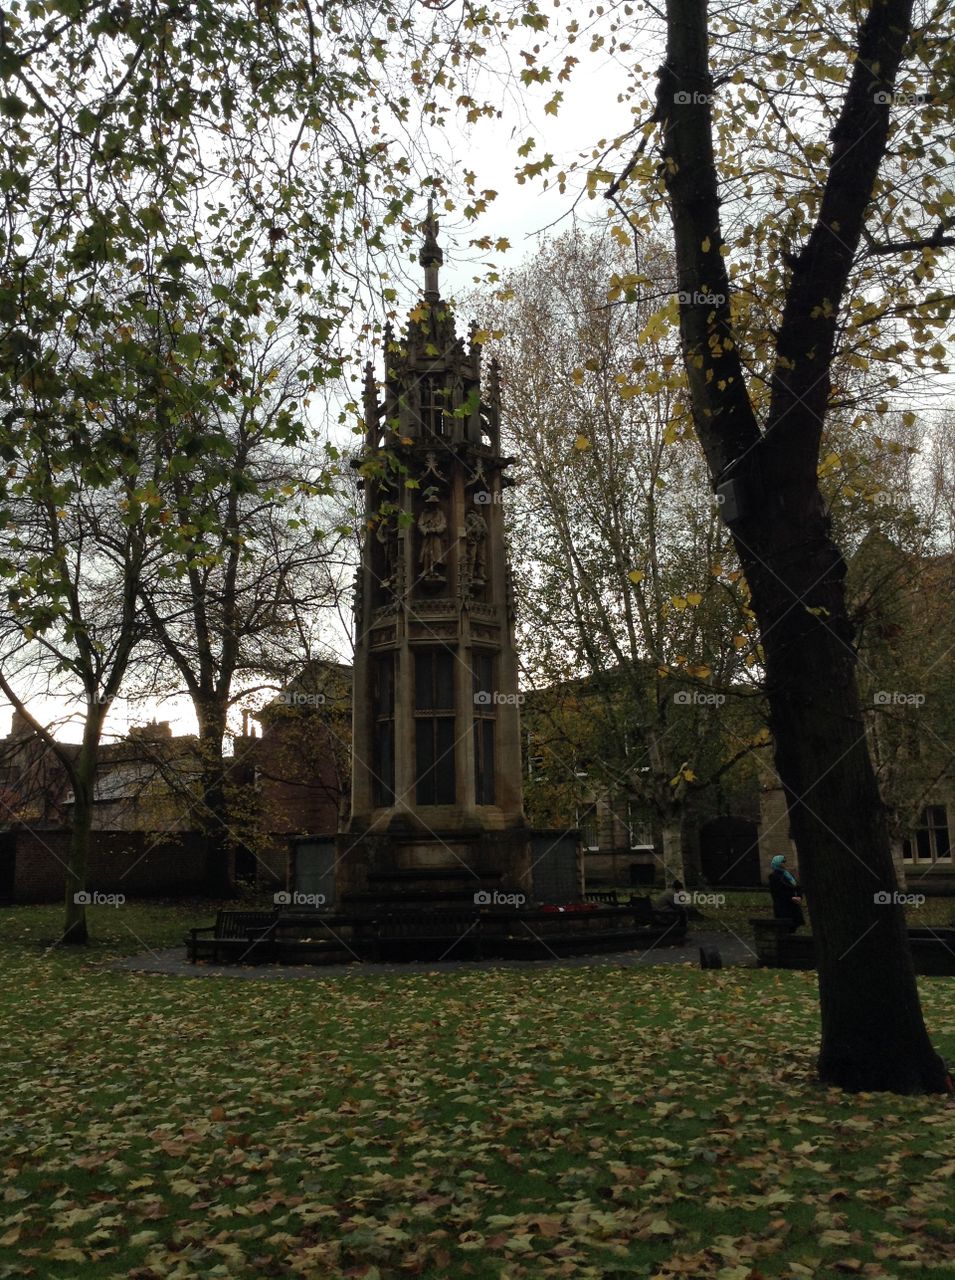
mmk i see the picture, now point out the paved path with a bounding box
[107,930,757,979]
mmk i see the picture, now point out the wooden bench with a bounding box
[187,910,279,964]
[371,910,482,961]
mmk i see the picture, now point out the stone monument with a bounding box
[338,201,533,910]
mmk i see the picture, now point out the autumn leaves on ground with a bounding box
[2,905,954,1279]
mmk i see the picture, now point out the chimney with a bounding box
[10,709,31,738]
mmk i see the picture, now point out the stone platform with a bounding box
[185,900,690,966]
[113,929,756,978]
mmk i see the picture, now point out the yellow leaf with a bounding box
[671,595,688,610]
[647,1217,676,1236]
[573,435,591,451]
[701,236,711,253]
[685,591,703,606]
[570,368,584,386]
[628,569,645,584]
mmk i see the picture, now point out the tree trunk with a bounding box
[199,780,235,897]
[61,808,91,944]
[680,809,702,888]
[742,491,948,1093]
[649,0,949,1093]
[195,715,235,898]
[61,753,96,946]
[659,817,686,886]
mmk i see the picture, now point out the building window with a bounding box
[372,653,396,807]
[627,798,654,850]
[473,652,495,805]
[902,805,952,863]
[414,648,456,805]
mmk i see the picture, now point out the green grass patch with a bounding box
[0,897,274,960]
[1,905,954,1278]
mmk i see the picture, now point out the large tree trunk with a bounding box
[61,788,91,945]
[743,482,947,1092]
[61,726,100,946]
[195,712,235,898]
[648,0,949,1091]
[659,816,686,886]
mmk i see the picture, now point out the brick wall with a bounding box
[240,715,348,838]
[9,828,208,902]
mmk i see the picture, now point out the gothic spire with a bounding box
[419,196,443,301]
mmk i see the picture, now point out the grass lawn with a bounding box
[1,904,954,1279]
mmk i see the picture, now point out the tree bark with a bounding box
[60,714,104,946]
[61,779,92,946]
[649,0,949,1091]
[195,711,235,898]
[745,488,946,1092]
[659,816,686,886]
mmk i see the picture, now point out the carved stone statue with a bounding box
[464,508,488,586]
[417,495,447,581]
[375,512,398,589]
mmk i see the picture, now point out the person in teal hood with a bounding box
[768,854,805,931]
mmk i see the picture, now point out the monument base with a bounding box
[336,826,532,912]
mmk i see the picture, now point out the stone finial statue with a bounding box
[464,508,488,586]
[417,493,447,581]
[419,197,443,301]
